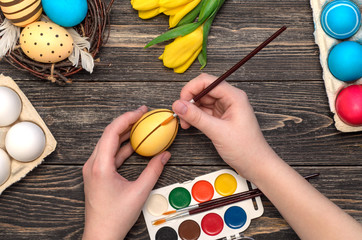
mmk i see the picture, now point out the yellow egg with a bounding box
[130,109,179,157]
[0,0,42,27]
[19,21,74,63]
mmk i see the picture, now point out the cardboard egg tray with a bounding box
[310,0,362,132]
[0,74,57,195]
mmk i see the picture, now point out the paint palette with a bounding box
[142,169,264,240]
[0,74,57,194]
[310,0,362,132]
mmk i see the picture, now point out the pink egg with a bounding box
[335,85,362,126]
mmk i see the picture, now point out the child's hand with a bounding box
[82,106,171,240]
[172,73,275,179]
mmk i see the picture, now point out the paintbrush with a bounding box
[151,173,319,226]
[162,188,261,216]
[161,26,287,126]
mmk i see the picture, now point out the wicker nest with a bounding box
[0,0,114,85]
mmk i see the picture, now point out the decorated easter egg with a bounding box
[20,21,74,63]
[321,0,361,39]
[130,109,178,157]
[0,0,42,27]
[42,0,88,27]
[335,85,362,126]
[328,41,362,82]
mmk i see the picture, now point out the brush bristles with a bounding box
[162,210,177,215]
[152,219,166,226]
[161,115,175,126]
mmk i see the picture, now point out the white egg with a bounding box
[0,86,22,127]
[0,149,11,186]
[5,122,46,162]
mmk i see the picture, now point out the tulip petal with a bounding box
[169,0,201,28]
[163,5,187,15]
[138,8,162,19]
[162,25,203,68]
[159,0,193,9]
[174,46,202,73]
[132,0,159,11]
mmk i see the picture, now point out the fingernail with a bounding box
[137,105,146,111]
[174,101,188,115]
[161,152,171,165]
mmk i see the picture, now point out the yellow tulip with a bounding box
[159,25,203,73]
[131,0,159,11]
[159,0,193,9]
[162,4,186,16]
[138,8,163,19]
[168,0,201,28]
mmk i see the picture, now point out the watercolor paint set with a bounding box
[142,169,264,240]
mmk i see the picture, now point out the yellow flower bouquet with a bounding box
[131,0,225,73]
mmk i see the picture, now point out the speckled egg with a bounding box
[321,0,361,39]
[328,41,362,82]
[42,0,88,27]
[19,21,74,63]
[130,109,178,157]
[0,0,42,27]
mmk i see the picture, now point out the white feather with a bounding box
[67,28,94,73]
[0,18,20,58]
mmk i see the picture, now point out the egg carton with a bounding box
[310,0,362,132]
[0,74,57,195]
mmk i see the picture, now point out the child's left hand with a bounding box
[82,106,171,240]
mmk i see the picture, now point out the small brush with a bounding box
[161,26,287,126]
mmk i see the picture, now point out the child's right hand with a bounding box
[172,73,277,180]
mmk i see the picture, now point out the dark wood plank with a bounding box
[0,165,360,240]
[7,80,361,166]
[0,0,361,239]
[0,0,321,83]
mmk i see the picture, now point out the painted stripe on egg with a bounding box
[0,0,24,7]
[1,0,38,15]
[130,109,178,154]
[3,2,41,24]
[158,122,178,153]
[130,109,171,151]
[15,8,41,26]
[9,5,41,24]
[130,109,168,137]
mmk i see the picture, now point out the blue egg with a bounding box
[328,41,362,82]
[321,0,361,39]
[42,0,88,27]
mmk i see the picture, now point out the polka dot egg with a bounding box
[20,21,74,63]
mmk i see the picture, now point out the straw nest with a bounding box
[0,0,114,85]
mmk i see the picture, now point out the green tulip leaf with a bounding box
[198,51,207,69]
[198,0,219,22]
[199,14,216,69]
[145,22,203,48]
[177,0,206,27]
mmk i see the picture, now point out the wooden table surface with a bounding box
[0,0,361,239]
